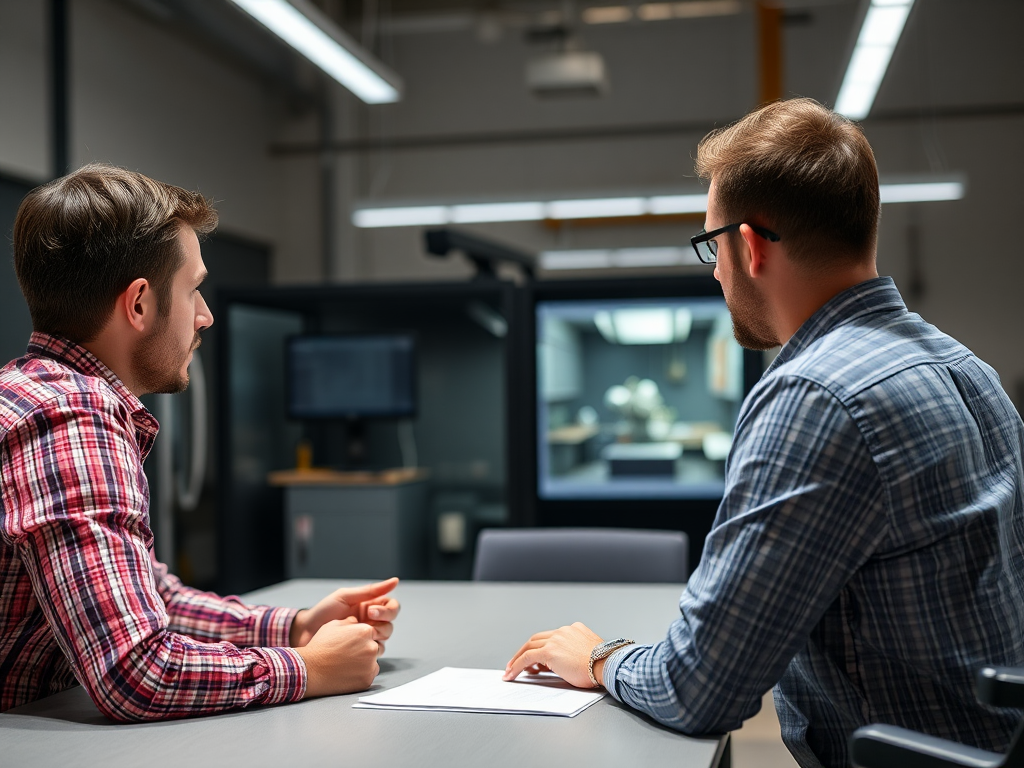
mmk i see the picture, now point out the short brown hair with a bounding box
[695,98,879,266]
[13,163,218,344]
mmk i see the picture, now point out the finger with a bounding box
[504,649,545,681]
[507,632,555,667]
[336,577,399,606]
[376,641,386,657]
[524,663,551,675]
[505,639,550,675]
[366,597,400,621]
[366,621,394,641]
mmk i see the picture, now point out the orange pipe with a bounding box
[758,2,784,104]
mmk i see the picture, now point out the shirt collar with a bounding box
[26,331,160,452]
[766,276,907,375]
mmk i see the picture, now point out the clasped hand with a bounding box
[292,578,400,698]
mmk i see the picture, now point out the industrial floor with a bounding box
[732,692,800,768]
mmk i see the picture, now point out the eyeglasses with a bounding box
[690,223,780,264]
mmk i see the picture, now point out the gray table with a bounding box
[0,580,729,768]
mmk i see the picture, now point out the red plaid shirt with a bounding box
[0,333,306,720]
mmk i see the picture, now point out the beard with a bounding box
[724,250,780,351]
[133,316,200,395]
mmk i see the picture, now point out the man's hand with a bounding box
[503,622,604,688]
[290,577,399,653]
[295,617,380,698]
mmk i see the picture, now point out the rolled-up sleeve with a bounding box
[151,557,299,648]
[1,392,306,721]
[602,375,889,734]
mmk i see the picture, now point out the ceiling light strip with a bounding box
[228,0,402,104]
[542,247,700,271]
[353,181,961,228]
[583,1,741,24]
[835,0,915,120]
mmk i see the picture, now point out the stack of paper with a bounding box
[354,667,605,717]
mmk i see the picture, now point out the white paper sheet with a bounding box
[354,667,605,717]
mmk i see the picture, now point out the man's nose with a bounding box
[197,295,214,329]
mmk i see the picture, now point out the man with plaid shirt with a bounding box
[1,164,399,720]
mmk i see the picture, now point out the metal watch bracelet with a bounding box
[588,638,635,687]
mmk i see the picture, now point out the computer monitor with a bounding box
[536,295,746,501]
[286,335,416,420]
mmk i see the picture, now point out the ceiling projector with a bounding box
[526,50,608,98]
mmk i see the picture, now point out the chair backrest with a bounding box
[472,527,688,583]
[849,666,1024,768]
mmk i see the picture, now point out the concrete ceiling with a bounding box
[120,0,1024,123]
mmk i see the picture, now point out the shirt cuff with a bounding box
[251,605,300,648]
[602,643,648,701]
[253,646,307,706]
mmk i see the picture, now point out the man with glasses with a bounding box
[505,98,1024,768]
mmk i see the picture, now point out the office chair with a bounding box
[472,528,688,583]
[849,666,1024,768]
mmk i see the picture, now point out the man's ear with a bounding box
[738,224,770,278]
[119,278,156,333]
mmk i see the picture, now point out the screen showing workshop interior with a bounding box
[287,335,416,419]
[536,298,744,500]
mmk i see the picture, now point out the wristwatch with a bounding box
[588,638,635,687]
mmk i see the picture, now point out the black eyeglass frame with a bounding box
[690,223,780,264]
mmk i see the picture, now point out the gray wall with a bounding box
[3,1,1021,400]
[310,0,1024,400]
[0,175,34,364]
[0,0,320,275]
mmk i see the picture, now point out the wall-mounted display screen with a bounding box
[536,297,744,500]
[287,335,416,420]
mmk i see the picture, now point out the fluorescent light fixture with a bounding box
[582,5,633,23]
[611,309,675,344]
[353,206,448,228]
[835,0,914,119]
[648,194,709,214]
[594,308,696,344]
[638,3,674,21]
[585,0,739,23]
[547,197,646,219]
[450,202,546,223]
[675,308,693,342]
[541,247,700,271]
[614,247,688,267]
[594,312,617,343]
[228,0,402,104]
[672,0,742,18]
[861,4,912,45]
[542,250,615,270]
[879,181,964,203]
[353,178,961,228]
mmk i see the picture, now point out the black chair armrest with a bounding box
[850,724,1004,768]
[977,667,1024,709]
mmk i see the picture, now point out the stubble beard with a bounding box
[133,316,198,395]
[725,251,780,352]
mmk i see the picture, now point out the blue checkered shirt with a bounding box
[603,277,1024,767]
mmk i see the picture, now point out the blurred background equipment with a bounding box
[0,0,1019,607]
[473,527,689,583]
[153,351,208,568]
